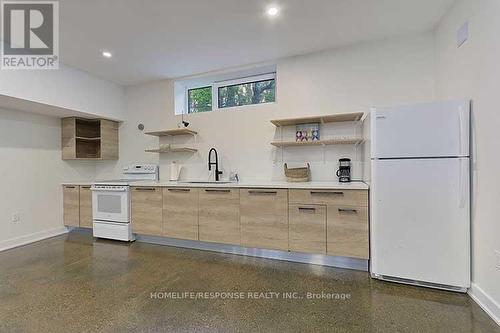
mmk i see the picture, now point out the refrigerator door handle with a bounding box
[458,108,463,155]
[459,159,467,209]
[458,105,468,156]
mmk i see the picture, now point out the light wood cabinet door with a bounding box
[199,188,240,245]
[63,185,79,227]
[240,189,288,250]
[61,118,76,160]
[163,188,199,240]
[79,186,93,228]
[100,120,119,160]
[327,206,369,259]
[289,204,326,254]
[289,189,368,207]
[131,187,162,236]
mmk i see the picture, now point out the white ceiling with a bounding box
[59,0,455,85]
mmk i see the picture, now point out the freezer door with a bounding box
[370,158,470,288]
[371,100,470,158]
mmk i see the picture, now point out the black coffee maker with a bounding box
[336,158,351,183]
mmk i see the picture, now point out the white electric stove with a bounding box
[91,164,158,241]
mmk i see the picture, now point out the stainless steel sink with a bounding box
[180,181,234,184]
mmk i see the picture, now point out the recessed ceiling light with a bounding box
[102,51,112,58]
[266,6,279,17]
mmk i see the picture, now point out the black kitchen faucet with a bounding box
[208,148,223,181]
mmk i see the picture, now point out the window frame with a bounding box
[183,72,276,114]
[213,73,276,110]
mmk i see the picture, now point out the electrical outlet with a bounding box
[496,250,500,270]
[11,213,20,223]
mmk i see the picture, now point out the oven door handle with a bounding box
[91,187,128,192]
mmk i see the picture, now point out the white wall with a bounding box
[98,33,435,183]
[435,0,500,323]
[0,108,97,247]
[0,62,125,120]
[0,59,126,248]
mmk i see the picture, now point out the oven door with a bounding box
[91,186,130,223]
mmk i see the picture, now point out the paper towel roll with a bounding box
[170,161,179,181]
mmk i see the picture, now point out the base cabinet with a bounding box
[289,204,327,254]
[63,185,80,227]
[81,184,369,261]
[163,188,199,240]
[240,189,288,250]
[199,188,240,245]
[327,206,369,259]
[131,187,162,236]
[79,186,93,228]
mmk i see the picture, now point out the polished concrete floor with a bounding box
[0,231,498,333]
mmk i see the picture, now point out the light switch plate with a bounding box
[11,212,20,223]
[457,22,469,48]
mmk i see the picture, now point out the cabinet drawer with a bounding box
[289,204,326,254]
[131,187,162,236]
[199,188,240,245]
[289,189,368,207]
[327,206,369,259]
[79,186,93,228]
[240,189,288,250]
[63,185,80,227]
[163,188,199,240]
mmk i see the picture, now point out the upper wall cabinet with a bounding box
[61,117,119,160]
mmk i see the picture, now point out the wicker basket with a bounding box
[284,163,310,182]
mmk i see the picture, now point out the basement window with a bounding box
[217,74,276,109]
[187,86,212,113]
[174,67,276,115]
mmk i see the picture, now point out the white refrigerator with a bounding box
[370,100,470,292]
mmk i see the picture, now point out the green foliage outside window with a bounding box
[218,79,275,108]
[188,86,212,113]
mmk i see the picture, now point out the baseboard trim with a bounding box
[0,226,69,252]
[468,283,500,327]
[136,234,368,271]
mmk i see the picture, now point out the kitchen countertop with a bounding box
[62,180,369,190]
[62,181,94,186]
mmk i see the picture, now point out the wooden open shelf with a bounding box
[271,138,364,147]
[145,128,197,136]
[75,118,100,138]
[75,137,100,158]
[270,112,364,127]
[145,147,198,153]
[62,117,119,160]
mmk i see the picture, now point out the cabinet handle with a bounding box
[168,188,190,192]
[338,208,357,213]
[135,187,156,191]
[205,189,231,193]
[248,190,277,195]
[310,191,344,196]
[81,186,91,189]
[65,186,76,189]
[298,207,316,212]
